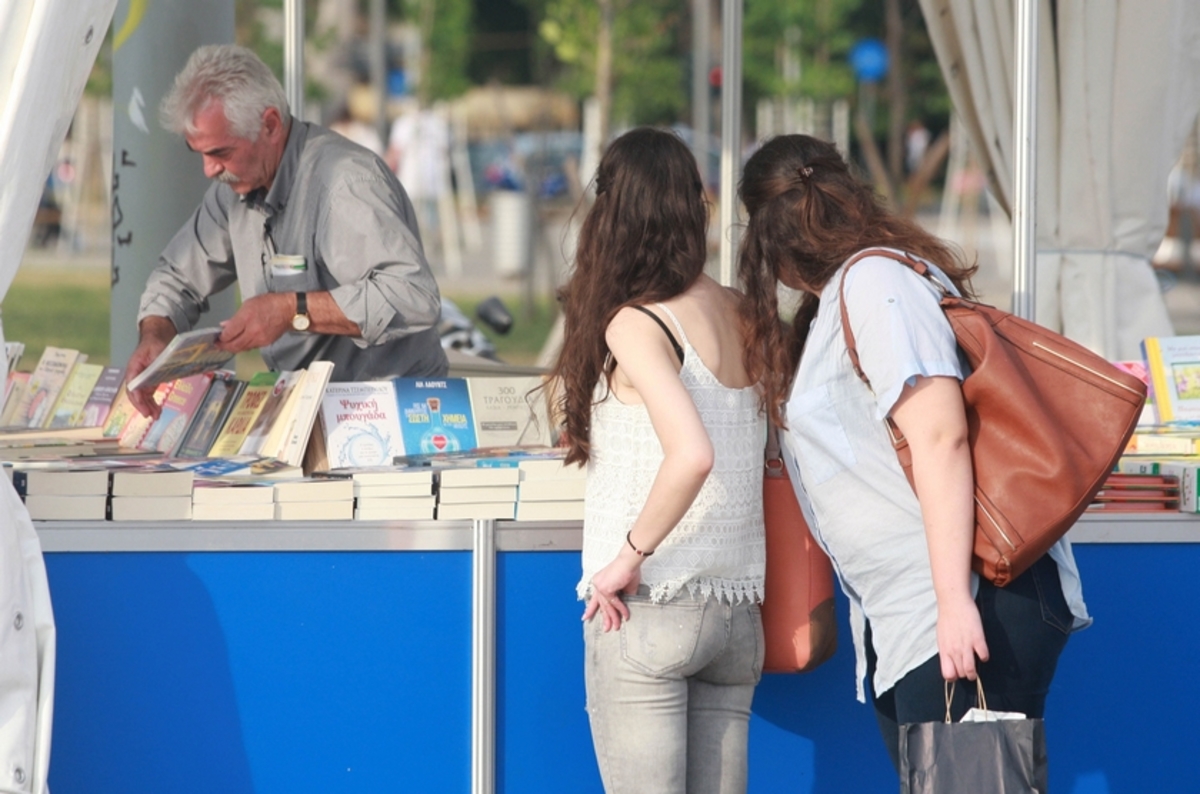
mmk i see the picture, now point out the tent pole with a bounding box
[284,0,305,121]
[1012,0,1038,321]
[718,0,743,287]
[692,0,711,195]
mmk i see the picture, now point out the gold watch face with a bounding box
[292,313,311,331]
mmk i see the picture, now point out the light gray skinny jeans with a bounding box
[584,587,764,794]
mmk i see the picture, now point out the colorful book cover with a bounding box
[319,381,405,468]
[176,456,301,480]
[238,370,304,457]
[1142,335,1200,423]
[79,366,126,428]
[1112,360,1155,425]
[139,372,217,454]
[102,385,140,439]
[20,346,83,428]
[394,377,477,455]
[391,444,558,469]
[126,327,235,391]
[46,362,104,429]
[118,381,176,448]
[208,372,280,458]
[0,373,30,427]
[466,375,553,448]
[175,377,243,459]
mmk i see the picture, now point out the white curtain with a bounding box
[0,0,117,790]
[919,0,1200,360]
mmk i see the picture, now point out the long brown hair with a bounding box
[549,127,708,465]
[737,134,977,424]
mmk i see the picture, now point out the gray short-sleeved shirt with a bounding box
[780,250,1090,702]
[137,120,448,380]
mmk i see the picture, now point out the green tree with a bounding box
[743,0,858,115]
[532,0,689,127]
[403,0,473,103]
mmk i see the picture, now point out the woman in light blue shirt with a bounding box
[736,134,1090,773]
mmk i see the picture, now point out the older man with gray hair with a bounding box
[127,44,447,418]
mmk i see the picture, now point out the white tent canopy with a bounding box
[0,0,117,790]
[919,0,1200,359]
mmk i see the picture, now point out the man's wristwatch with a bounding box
[291,292,311,331]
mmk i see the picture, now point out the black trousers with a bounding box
[866,554,1074,772]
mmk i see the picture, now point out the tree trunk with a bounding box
[595,0,614,164]
[884,0,906,189]
[854,111,894,207]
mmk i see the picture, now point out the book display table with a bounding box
[36,514,1200,793]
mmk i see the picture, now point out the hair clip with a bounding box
[797,166,814,184]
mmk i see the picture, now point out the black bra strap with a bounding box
[631,305,684,364]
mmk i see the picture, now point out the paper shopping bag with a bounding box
[898,715,1048,794]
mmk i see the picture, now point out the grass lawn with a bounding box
[2,268,112,367]
[1,267,557,372]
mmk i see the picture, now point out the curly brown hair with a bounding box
[547,127,709,465]
[736,134,977,425]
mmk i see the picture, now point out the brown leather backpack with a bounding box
[838,248,1145,586]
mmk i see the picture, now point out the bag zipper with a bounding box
[1030,341,1143,396]
[975,497,1016,550]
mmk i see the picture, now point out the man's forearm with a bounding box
[138,315,178,344]
[303,291,362,337]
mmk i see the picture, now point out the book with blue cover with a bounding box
[393,377,477,455]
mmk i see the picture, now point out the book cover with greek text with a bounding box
[319,381,405,467]
[393,377,477,455]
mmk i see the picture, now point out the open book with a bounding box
[126,328,235,392]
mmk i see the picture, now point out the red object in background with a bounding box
[709,66,722,88]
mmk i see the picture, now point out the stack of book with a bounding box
[436,465,519,520]
[14,466,110,520]
[273,478,354,521]
[334,468,436,521]
[108,467,195,521]
[192,479,276,521]
[515,457,586,521]
[1087,473,1181,513]
[0,428,123,463]
[1115,424,1200,514]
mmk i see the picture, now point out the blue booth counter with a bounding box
[35,513,1200,793]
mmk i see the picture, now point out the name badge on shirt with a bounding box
[269,254,307,277]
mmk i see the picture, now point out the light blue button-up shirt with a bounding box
[782,250,1090,702]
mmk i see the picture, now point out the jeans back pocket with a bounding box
[619,596,707,677]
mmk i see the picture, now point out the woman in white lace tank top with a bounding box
[546,128,765,794]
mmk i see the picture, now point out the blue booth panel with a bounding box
[496,546,1200,794]
[41,541,1200,793]
[46,551,472,794]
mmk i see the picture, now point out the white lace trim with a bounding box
[577,304,766,605]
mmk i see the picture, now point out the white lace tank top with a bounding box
[576,304,766,604]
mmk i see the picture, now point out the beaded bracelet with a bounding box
[626,530,655,557]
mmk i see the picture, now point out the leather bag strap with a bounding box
[835,247,953,451]
[765,421,786,479]
[836,247,941,390]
